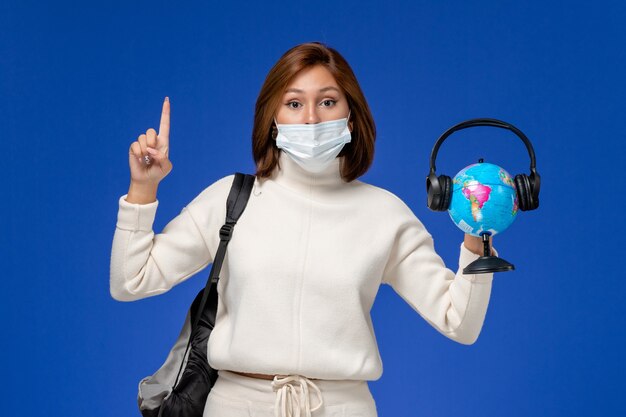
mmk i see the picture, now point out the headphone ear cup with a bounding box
[439,175,452,211]
[514,174,532,211]
[426,174,441,211]
[528,172,540,210]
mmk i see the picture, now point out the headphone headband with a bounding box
[429,118,538,176]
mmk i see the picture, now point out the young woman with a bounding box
[111,41,497,417]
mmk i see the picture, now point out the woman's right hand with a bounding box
[128,97,173,185]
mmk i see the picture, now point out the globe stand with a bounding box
[463,232,515,274]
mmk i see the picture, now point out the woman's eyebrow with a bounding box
[285,86,340,93]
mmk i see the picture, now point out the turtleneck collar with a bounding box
[269,150,347,194]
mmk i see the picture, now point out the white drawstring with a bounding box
[271,374,324,417]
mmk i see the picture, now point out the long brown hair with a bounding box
[252,42,376,182]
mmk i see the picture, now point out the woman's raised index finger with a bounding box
[158,97,170,142]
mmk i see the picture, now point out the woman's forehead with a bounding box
[285,65,340,92]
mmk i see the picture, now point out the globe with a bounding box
[448,161,518,237]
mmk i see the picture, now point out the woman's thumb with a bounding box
[146,147,162,162]
[146,146,173,173]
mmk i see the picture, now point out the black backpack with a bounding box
[137,173,256,417]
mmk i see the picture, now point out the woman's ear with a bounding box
[347,109,353,132]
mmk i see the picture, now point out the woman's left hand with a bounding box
[464,233,493,256]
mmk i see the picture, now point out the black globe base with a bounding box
[463,256,515,274]
[462,231,515,275]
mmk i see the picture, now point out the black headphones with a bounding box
[426,118,541,212]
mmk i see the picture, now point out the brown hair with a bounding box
[252,42,376,182]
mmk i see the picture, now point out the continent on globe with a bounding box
[499,168,516,187]
[448,161,519,237]
[460,179,492,222]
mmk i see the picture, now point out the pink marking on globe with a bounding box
[461,180,492,208]
[461,181,491,222]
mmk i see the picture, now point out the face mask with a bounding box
[274,111,352,174]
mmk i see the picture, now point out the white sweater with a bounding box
[110,150,497,381]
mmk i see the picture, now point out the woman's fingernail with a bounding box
[147,147,157,154]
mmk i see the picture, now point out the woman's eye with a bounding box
[287,101,301,109]
[321,99,336,107]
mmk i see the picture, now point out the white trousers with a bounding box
[203,370,378,417]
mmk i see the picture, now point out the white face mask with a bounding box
[274,111,352,174]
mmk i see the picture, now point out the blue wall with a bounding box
[2,0,624,415]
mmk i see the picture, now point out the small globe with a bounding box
[448,161,518,237]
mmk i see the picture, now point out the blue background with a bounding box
[2,1,625,416]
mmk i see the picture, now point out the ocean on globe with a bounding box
[448,161,518,237]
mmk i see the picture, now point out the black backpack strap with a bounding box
[173,172,255,389]
[193,171,255,328]
[207,173,255,285]
[226,173,256,224]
